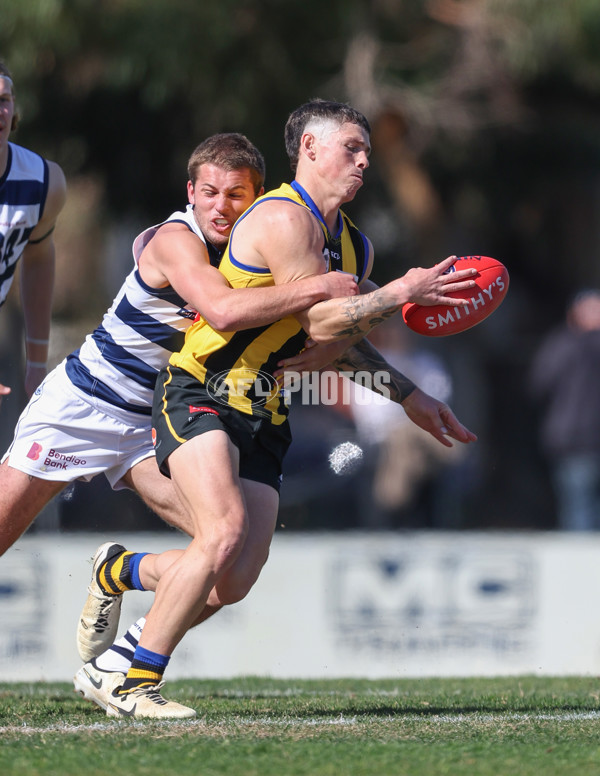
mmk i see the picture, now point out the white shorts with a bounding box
[2,360,155,490]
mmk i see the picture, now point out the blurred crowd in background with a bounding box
[2,0,600,533]
[4,288,599,535]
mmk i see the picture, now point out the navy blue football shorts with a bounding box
[152,365,291,493]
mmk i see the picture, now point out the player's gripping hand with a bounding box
[392,255,478,308]
[401,386,478,448]
[274,338,350,378]
[315,270,359,300]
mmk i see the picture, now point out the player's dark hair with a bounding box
[0,61,19,132]
[284,99,371,173]
[188,133,265,194]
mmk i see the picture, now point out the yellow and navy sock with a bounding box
[119,645,170,694]
[97,548,149,595]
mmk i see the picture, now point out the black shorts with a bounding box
[152,365,291,492]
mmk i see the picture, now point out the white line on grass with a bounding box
[3,709,600,735]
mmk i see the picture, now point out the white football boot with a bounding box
[73,659,126,711]
[77,542,125,662]
[106,683,197,720]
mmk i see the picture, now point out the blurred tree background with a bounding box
[2,0,600,532]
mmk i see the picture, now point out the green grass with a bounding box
[2,676,600,775]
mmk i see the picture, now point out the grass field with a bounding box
[2,676,600,775]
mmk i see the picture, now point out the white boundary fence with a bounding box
[1,531,599,681]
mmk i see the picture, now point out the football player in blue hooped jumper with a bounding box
[0,61,67,402]
[81,99,479,720]
[0,134,357,581]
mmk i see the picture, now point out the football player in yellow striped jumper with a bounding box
[101,99,478,718]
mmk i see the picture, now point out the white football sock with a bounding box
[94,616,146,673]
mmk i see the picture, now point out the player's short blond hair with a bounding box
[187,133,265,194]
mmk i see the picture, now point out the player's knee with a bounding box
[204,510,249,573]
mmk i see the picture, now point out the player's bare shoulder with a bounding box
[47,159,67,195]
[243,195,315,235]
[240,197,322,257]
[41,160,67,223]
[234,197,324,284]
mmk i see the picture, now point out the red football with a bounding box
[402,255,509,337]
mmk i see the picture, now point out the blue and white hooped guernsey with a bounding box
[65,205,205,415]
[0,142,49,307]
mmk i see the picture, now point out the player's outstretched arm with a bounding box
[194,266,359,331]
[332,338,477,448]
[300,256,479,344]
[149,225,359,332]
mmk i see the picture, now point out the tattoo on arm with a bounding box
[332,338,416,404]
[331,292,402,339]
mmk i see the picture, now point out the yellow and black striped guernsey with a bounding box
[169,181,369,425]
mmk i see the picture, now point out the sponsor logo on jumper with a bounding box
[43,449,87,469]
[323,246,341,271]
[178,307,197,320]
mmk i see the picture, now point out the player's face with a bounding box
[188,164,261,249]
[0,77,15,146]
[313,122,371,204]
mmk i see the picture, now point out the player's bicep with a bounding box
[250,203,325,286]
[150,228,217,300]
[169,257,228,311]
